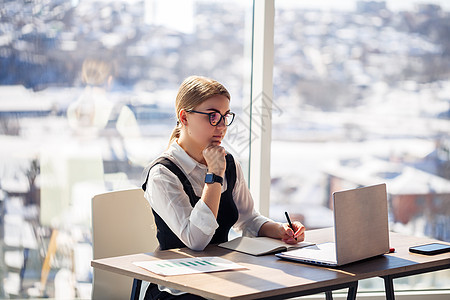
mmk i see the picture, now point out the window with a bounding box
[0,0,253,297]
[272,0,450,294]
[3,0,449,298]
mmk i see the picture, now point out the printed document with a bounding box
[133,257,246,276]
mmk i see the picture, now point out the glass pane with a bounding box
[0,0,252,297]
[273,0,450,292]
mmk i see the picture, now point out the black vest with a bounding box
[142,154,238,250]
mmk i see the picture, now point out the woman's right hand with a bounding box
[202,143,226,176]
[281,221,305,244]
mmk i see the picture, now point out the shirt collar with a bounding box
[167,141,207,175]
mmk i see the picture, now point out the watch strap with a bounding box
[205,173,223,186]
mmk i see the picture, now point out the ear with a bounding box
[179,109,188,126]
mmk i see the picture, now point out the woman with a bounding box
[142,75,305,299]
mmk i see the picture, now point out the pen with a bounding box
[284,211,297,241]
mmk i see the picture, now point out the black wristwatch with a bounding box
[205,173,223,186]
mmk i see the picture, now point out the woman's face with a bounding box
[183,95,230,149]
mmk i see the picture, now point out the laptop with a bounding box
[276,183,390,266]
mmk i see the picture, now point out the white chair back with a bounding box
[92,188,158,300]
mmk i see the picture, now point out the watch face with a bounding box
[205,173,214,183]
[205,173,223,185]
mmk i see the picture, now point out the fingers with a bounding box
[202,144,227,175]
[281,223,295,244]
[282,221,306,244]
[205,141,221,149]
[295,229,305,243]
[208,140,222,147]
[293,221,305,242]
[203,142,226,154]
[293,221,305,237]
[203,144,226,161]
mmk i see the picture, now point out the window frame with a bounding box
[249,0,449,297]
[248,0,274,217]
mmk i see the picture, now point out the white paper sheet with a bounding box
[133,256,246,276]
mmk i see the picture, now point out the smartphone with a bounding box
[409,243,450,255]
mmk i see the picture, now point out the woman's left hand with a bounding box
[281,221,305,244]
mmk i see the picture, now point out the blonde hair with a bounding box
[169,76,231,145]
[81,58,114,86]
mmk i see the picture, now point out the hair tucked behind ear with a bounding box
[168,76,230,147]
[168,122,182,146]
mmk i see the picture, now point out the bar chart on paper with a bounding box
[133,257,246,276]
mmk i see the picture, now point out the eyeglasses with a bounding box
[187,110,235,126]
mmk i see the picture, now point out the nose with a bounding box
[216,117,227,129]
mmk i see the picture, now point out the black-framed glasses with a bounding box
[187,110,235,126]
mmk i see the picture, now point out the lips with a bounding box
[211,135,223,144]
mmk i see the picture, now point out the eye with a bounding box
[225,113,235,126]
[209,112,221,125]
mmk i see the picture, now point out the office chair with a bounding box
[91,188,158,300]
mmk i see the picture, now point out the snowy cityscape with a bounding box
[1,0,450,298]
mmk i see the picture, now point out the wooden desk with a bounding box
[91,228,450,300]
[336,229,450,300]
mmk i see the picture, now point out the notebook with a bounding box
[276,183,390,266]
[218,236,314,256]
